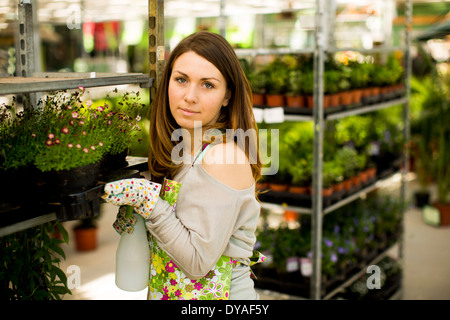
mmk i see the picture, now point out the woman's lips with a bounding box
[180,108,198,116]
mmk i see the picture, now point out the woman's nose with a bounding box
[184,84,199,104]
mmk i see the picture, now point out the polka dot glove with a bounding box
[102,178,162,219]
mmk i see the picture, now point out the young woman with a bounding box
[103,31,263,300]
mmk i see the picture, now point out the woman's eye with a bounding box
[204,82,214,89]
[175,77,186,84]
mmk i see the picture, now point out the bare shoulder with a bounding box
[201,141,254,190]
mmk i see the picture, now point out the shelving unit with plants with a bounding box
[245,0,412,299]
[0,1,163,236]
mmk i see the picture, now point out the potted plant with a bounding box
[33,89,108,194]
[349,61,369,104]
[285,69,305,108]
[0,221,71,299]
[301,70,315,108]
[420,71,450,226]
[73,217,99,251]
[0,100,44,209]
[337,65,352,107]
[335,146,359,191]
[97,90,145,170]
[324,69,341,108]
[248,67,267,106]
[263,57,290,107]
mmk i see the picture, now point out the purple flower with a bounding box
[324,238,333,247]
[331,253,338,263]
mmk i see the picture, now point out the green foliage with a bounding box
[34,89,108,171]
[263,57,290,94]
[0,100,45,171]
[324,70,341,94]
[0,222,71,300]
[1,88,145,172]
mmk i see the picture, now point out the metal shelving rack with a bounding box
[249,0,412,300]
[0,0,164,237]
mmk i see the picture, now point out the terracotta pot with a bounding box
[74,226,98,251]
[351,89,362,104]
[432,202,450,226]
[270,183,289,192]
[332,181,345,192]
[289,185,309,194]
[322,187,333,197]
[252,93,265,106]
[286,95,305,108]
[327,93,340,107]
[283,210,298,222]
[306,95,314,108]
[350,175,360,188]
[343,179,353,191]
[266,94,285,107]
[338,91,352,106]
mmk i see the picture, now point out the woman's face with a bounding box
[168,51,230,134]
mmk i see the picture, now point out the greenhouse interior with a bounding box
[0,0,449,302]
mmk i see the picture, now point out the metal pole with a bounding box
[149,0,165,102]
[311,0,325,300]
[17,0,37,109]
[399,0,413,300]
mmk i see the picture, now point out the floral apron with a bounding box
[147,143,264,300]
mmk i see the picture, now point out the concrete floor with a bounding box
[60,175,450,300]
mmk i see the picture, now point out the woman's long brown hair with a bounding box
[148,31,262,186]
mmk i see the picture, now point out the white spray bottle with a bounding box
[115,206,150,292]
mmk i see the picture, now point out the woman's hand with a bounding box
[102,178,162,218]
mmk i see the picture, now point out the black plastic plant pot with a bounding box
[54,184,103,222]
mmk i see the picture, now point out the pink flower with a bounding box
[83,148,89,153]
[97,106,104,112]
[90,145,96,150]
[54,138,61,145]
[98,142,103,147]
[31,133,36,138]
[79,120,85,125]
[78,86,85,92]
[46,140,53,146]
[82,131,86,135]
[193,283,203,290]
[67,143,73,148]
[76,144,81,149]
[71,111,79,119]
[48,133,55,139]
[61,127,69,134]
[136,115,141,121]
[86,100,93,107]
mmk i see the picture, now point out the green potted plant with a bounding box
[0,221,71,299]
[420,72,450,226]
[0,100,44,209]
[335,146,359,190]
[337,65,352,106]
[33,89,108,194]
[324,69,341,108]
[301,70,315,108]
[248,67,268,106]
[97,90,145,170]
[285,69,305,108]
[263,57,289,107]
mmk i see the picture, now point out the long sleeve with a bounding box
[145,164,260,280]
